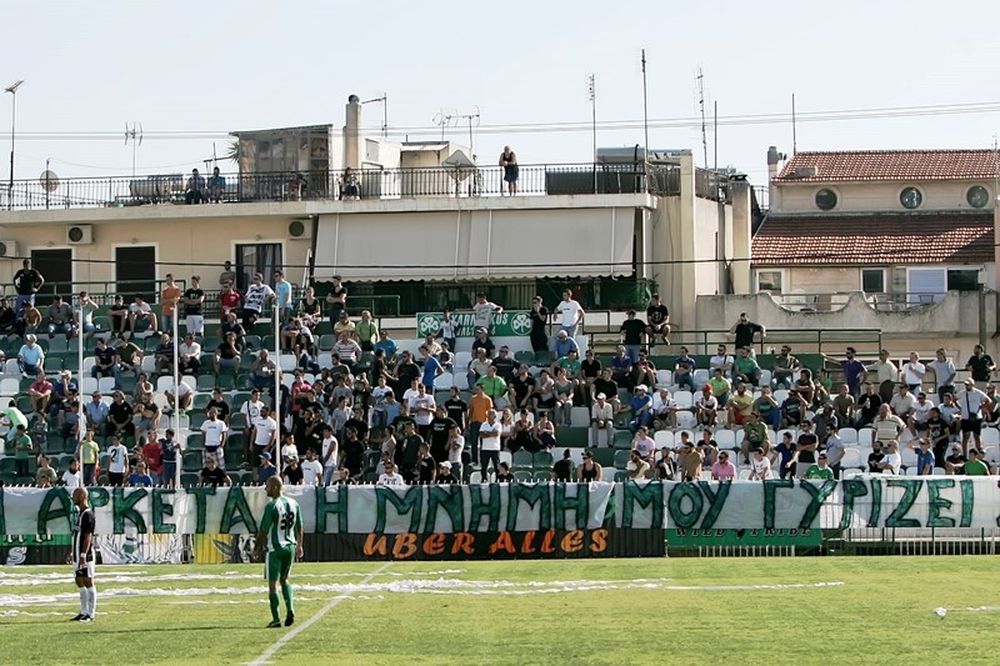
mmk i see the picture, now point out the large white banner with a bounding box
[1,478,998,536]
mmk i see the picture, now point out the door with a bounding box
[30,248,72,307]
[235,243,282,292]
[115,246,157,302]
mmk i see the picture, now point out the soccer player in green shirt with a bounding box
[806,453,835,480]
[255,477,303,628]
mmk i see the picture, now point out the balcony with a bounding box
[0,162,696,212]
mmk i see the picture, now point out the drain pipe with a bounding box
[978,283,986,347]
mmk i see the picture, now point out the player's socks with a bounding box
[78,589,87,617]
[281,582,294,616]
[269,591,280,624]
[86,586,97,617]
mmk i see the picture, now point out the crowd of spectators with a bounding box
[2,263,998,488]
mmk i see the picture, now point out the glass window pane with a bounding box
[947,269,979,291]
[861,269,884,293]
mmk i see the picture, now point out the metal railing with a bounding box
[583,326,883,356]
[0,162,665,211]
[771,292,956,313]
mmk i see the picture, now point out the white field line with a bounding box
[0,568,465,587]
[247,562,393,666]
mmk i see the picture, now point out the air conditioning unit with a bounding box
[66,224,94,245]
[287,218,312,240]
[0,240,18,258]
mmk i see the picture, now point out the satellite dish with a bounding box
[442,151,475,183]
[39,170,60,192]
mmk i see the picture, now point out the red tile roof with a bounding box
[774,150,1000,182]
[752,213,994,266]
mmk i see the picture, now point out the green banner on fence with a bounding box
[416,311,533,338]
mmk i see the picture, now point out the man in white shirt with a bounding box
[166,379,194,413]
[749,448,771,481]
[878,440,902,474]
[279,433,299,466]
[447,430,465,481]
[200,407,229,468]
[709,344,735,376]
[889,384,917,420]
[472,293,503,331]
[241,389,265,424]
[300,449,323,485]
[377,460,406,486]
[927,348,956,404]
[241,272,275,330]
[555,290,584,337]
[409,384,436,438]
[651,387,677,429]
[62,458,82,489]
[867,349,900,404]
[958,378,991,455]
[106,436,130,485]
[899,352,926,393]
[178,333,202,375]
[251,406,278,481]
[590,392,615,448]
[321,424,339,485]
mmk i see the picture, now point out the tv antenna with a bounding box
[697,67,708,168]
[433,108,480,157]
[124,122,143,177]
[361,93,388,138]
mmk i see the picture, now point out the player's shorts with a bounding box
[74,559,95,579]
[264,547,294,582]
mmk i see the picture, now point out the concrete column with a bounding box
[676,152,697,331]
[731,180,752,294]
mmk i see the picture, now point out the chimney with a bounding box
[766,145,786,212]
[344,94,362,169]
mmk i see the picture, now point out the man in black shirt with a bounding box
[925,407,950,467]
[645,293,671,349]
[340,427,366,481]
[206,388,231,423]
[730,312,766,350]
[416,441,437,484]
[281,458,304,485]
[509,366,536,410]
[965,344,996,388]
[200,457,231,487]
[12,258,44,320]
[866,442,885,474]
[552,448,574,482]
[398,422,424,482]
[428,406,457,464]
[593,368,620,411]
[444,387,467,431]
[620,309,647,363]
[344,406,369,445]
[394,352,421,399]
[92,338,117,379]
[492,346,517,382]
[857,382,882,427]
[529,296,549,353]
[108,391,134,438]
[183,275,206,337]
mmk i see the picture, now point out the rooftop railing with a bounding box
[0,162,706,211]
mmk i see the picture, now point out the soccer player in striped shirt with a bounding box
[254,477,303,628]
[69,487,97,622]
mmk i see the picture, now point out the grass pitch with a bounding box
[1,556,996,665]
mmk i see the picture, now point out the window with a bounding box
[235,243,283,293]
[899,186,923,209]
[861,268,885,293]
[947,269,980,291]
[31,249,72,307]
[967,185,990,208]
[815,188,837,211]
[115,246,157,302]
[757,271,783,293]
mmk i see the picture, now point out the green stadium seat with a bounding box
[613,471,628,482]
[612,431,633,449]
[514,351,535,366]
[192,393,212,410]
[224,448,244,468]
[511,450,533,470]
[533,470,551,482]
[188,411,206,430]
[513,470,533,482]
[182,450,202,472]
[186,433,204,450]
[0,458,16,474]
[217,374,235,390]
[196,375,216,391]
[235,374,255,391]
[227,433,244,451]
[180,473,199,488]
[244,335,262,350]
[614,449,631,469]
[318,334,336,351]
[556,426,589,448]
[47,337,69,353]
[533,451,554,469]
[230,413,248,430]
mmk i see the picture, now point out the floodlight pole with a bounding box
[5,80,24,210]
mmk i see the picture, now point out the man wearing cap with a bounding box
[590,392,614,447]
[436,460,457,484]
[675,439,703,482]
[550,329,579,362]
[257,452,277,483]
[628,385,653,434]
[728,383,754,427]
[911,438,936,476]
[652,386,677,429]
[958,378,991,456]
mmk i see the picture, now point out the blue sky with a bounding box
[2,0,999,184]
